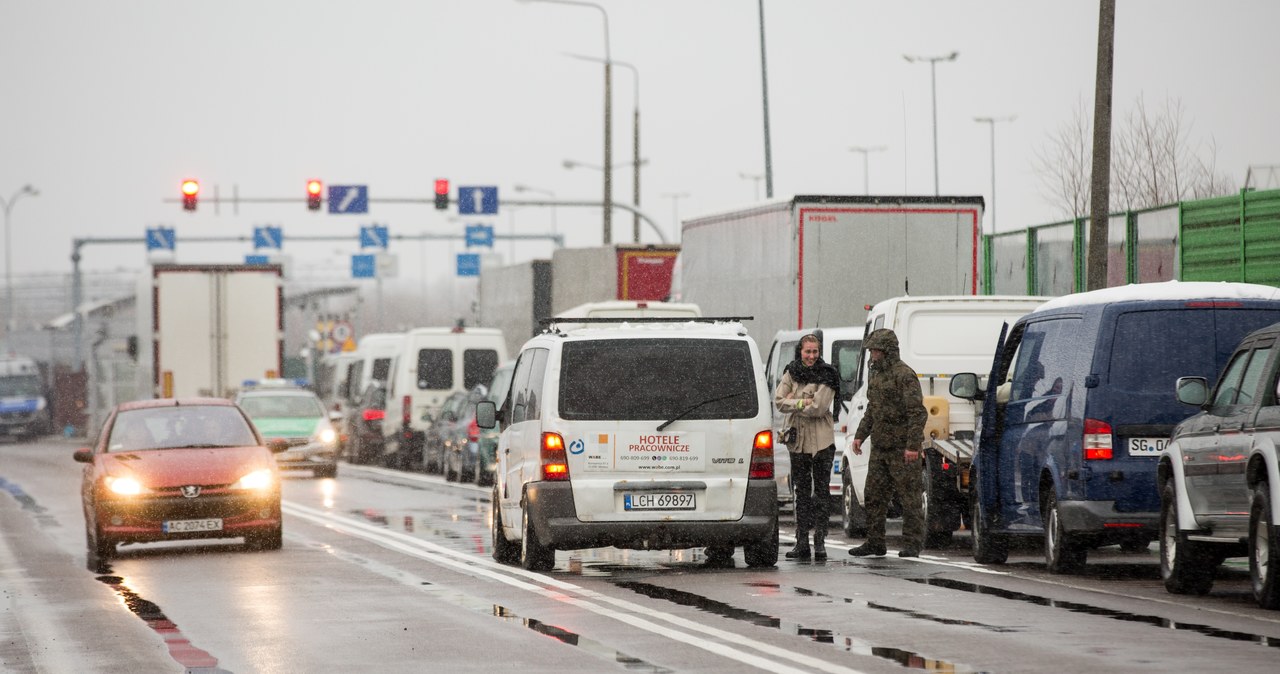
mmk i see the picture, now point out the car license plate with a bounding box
[1127,437,1166,456]
[163,518,223,533]
[624,492,695,511]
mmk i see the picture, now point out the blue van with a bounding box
[950,282,1280,573]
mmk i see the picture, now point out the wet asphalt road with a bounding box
[3,435,1279,673]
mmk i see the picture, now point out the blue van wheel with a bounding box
[1044,491,1087,574]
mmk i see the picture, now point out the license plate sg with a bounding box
[1127,437,1166,456]
[624,492,695,511]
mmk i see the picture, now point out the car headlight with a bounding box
[106,475,146,496]
[234,469,275,491]
[317,427,337,445]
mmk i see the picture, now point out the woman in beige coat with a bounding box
[773,334,838,560]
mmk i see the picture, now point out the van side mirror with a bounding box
[950,372,982,400]
[1175,377,1209,407]
[476,401,497,429]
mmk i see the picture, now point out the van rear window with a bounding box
[417,349,452,390]
[464,349,499,390]
[559,339,759,420]
[1109,309,1280,391]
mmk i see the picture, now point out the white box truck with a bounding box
[148,264,284,399]
[680,196,986,346]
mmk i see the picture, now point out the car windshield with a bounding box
[239,394,326,419]
[107,406,257,451]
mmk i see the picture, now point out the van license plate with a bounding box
[624,493,695,511]
[1127,437,1166,456]
[163,518,223,533]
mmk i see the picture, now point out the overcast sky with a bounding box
[3,0,1278,293]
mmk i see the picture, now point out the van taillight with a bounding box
[541,432,569,481]
[402,395,412,426]
[1084,418,1113,460]
[749,430,774,479]
[467,418,480,442]
[363,409,385,421]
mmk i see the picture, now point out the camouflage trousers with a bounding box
[863,447,924,549]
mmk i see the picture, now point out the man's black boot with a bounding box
[784,535,811,560]
[848,542,886,557]
[813,534,827,561]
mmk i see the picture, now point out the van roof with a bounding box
[1036,281,1280,313]
[403,326,504,337]
[551,320,751,342]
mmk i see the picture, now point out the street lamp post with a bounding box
[661,192,690,243]
[512,184,559,242]
[569,53,641,244]
[847,146,887,195]
[2,184,39,340]
[903,51,958,196]
[973,115,1016,235]
[522,0,613,245]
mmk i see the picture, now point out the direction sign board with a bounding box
[145,226,175,251]
[328,185,369,214]
[360,224,389,249]
[457,186,498,215]
[456,253,481,277]
[465,223,494,248]
[351,254,376,278]
[245,255,271,265]
[253,225,283,250]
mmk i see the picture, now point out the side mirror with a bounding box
[476,401,497,429]
[1175,376,1209,407]
[73,448,93,463]
[949,372,982,400]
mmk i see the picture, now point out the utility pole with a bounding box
[1087,0,1116,291]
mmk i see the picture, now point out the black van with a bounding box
[950,282,1280,573]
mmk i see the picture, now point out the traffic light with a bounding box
[181,179,199,211]
[307,179,323,211]
[434,179,449,210]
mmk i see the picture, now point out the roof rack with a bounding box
[537,316,754,326]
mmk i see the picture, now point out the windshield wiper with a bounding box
[657,389,751,432]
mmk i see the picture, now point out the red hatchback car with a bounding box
[74,398,284,564]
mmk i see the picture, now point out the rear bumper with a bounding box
[1058,499,1159,536]
[526,479,777,550]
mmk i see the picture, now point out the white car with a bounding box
[477,318,779,570]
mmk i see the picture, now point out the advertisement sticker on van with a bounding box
[570,431,706,472]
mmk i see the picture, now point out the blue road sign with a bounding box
[465,223,494,248]
[457,186,498,215]
[145,226,175,251]
[328,185,369,214]
[359,224,389,249]
[253,226,283,249]
[245,255,271,265]
[352,254,376,278]
[456,253,481,277]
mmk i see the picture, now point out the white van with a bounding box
[382,326,507,470]
[477,318,778,571]
[838,295,1048,544]
[552,300,702,331]
[338,333,404,459]
[763,327,864,508]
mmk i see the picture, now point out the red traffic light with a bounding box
[181,179,199,211]
[307,179,323,211]
[434,179,449,210]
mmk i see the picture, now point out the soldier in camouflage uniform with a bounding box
[848,328,928,558]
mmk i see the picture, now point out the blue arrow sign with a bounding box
[465,223,494,248]
[456,253,481,277]
[359,224,388,249]
[253,226,283,250]
[145,227,175,251]
[457,186,498,215]
[328,185,369,214]
[352,254,376,278]
[245,255,271,265]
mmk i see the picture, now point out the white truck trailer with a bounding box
[679,195,986,345]
[146,264,284,399]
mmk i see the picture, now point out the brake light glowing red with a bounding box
[1084,417,1113,460]
[468,418,480,442]
[541,432,569,481]
[363,409,385,421]
[749,430,774,479]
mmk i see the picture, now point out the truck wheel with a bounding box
[1250,484,1280,609]
[1044,491,1087,574]
[841,468,867,537]
[491,486,520,564]
[520,500,556,571]
[1161,483,1216,595]
[970,491,1008,564]
[921,450,957,549]
[744,517,779,568]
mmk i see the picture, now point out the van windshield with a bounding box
[1109,308,1280,391]
[559,339,759,420]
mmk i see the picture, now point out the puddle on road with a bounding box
[95,574,230,674]
[914,577,1280,648]
[617,580,975,671]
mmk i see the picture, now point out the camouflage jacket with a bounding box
[854,329,927,452]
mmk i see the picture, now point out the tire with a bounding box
[491,486,520,564]
[520,500,556,571]
[922,451,957,549]
[248,525,283,551]
[744,516,779,568]
[445,459,458,483]
[1161,483,1216,595]
[970,492,1008,565]
[1044,490,1087,574]
[1250,484,1280,609]
[841,468,867,538]
[86,524,114,569]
